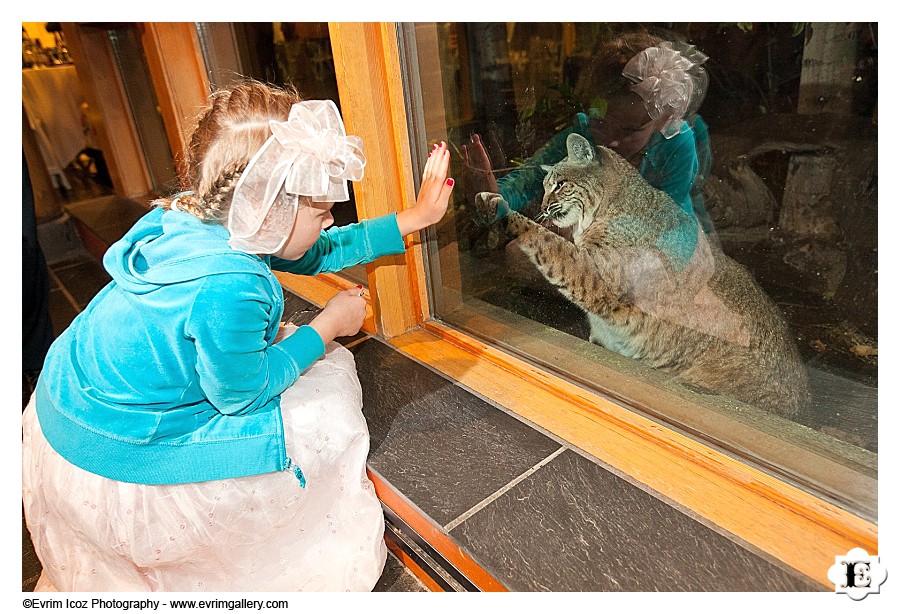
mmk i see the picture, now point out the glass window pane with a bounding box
[405,23,877,517]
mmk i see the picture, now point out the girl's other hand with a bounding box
[461,133,499,195]
[308,287,367,344]
[397,141,455,236]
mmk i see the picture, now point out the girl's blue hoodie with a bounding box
[35,206,404,485]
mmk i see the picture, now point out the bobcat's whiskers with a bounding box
[537,203,565,223]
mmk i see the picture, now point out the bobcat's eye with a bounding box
[555,180,566,191]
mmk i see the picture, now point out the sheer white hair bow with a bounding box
[227,100,366,254]
[622,42,708,139]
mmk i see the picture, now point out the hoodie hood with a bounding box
[103,207,268,295]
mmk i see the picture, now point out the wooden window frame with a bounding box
[143,22,876,589]
[325,22,877,589]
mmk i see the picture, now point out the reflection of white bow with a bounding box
[270,100,366,202]
[623,43,705,138]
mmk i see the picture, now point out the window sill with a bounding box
[275,270,376,335]
[436,293,877,518]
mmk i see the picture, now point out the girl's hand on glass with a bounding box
[308,287,367,344]
[461,133,499,194]
[397,141,454,236]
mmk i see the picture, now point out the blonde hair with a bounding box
[154,80,302,222]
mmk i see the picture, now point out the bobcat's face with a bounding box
[540,168,587,229]
[539,135,634,234]
[540,133,609,230]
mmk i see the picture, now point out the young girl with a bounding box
[22,81,454,592]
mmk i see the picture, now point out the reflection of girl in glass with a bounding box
[463,33,715,241]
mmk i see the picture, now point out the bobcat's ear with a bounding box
[540,165,553,173]
[566,133,595,164]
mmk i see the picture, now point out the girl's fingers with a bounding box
[423,142,439,179]
[432,143,449,177]
[436,146,451,178]
[423,142,449,181]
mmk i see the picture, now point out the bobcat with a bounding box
[475,133,810,418]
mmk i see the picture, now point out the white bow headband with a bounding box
[622,41,708,139]
[227,100,366,254]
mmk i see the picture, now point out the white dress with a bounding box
[22,336,387,592]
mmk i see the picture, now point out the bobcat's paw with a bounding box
[473,192,511,226]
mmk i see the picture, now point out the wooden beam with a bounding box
[328,22,421,338]
[140,23,210,181]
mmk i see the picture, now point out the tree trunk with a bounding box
[780,23,860,240]
[779,152,840,239]
[797,23,859,115]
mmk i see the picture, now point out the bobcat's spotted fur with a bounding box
[475,133,809,417]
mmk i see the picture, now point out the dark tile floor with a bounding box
[448,449,808,591]
[351,338,562,526]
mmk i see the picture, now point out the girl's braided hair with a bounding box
[154,80,301,222]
